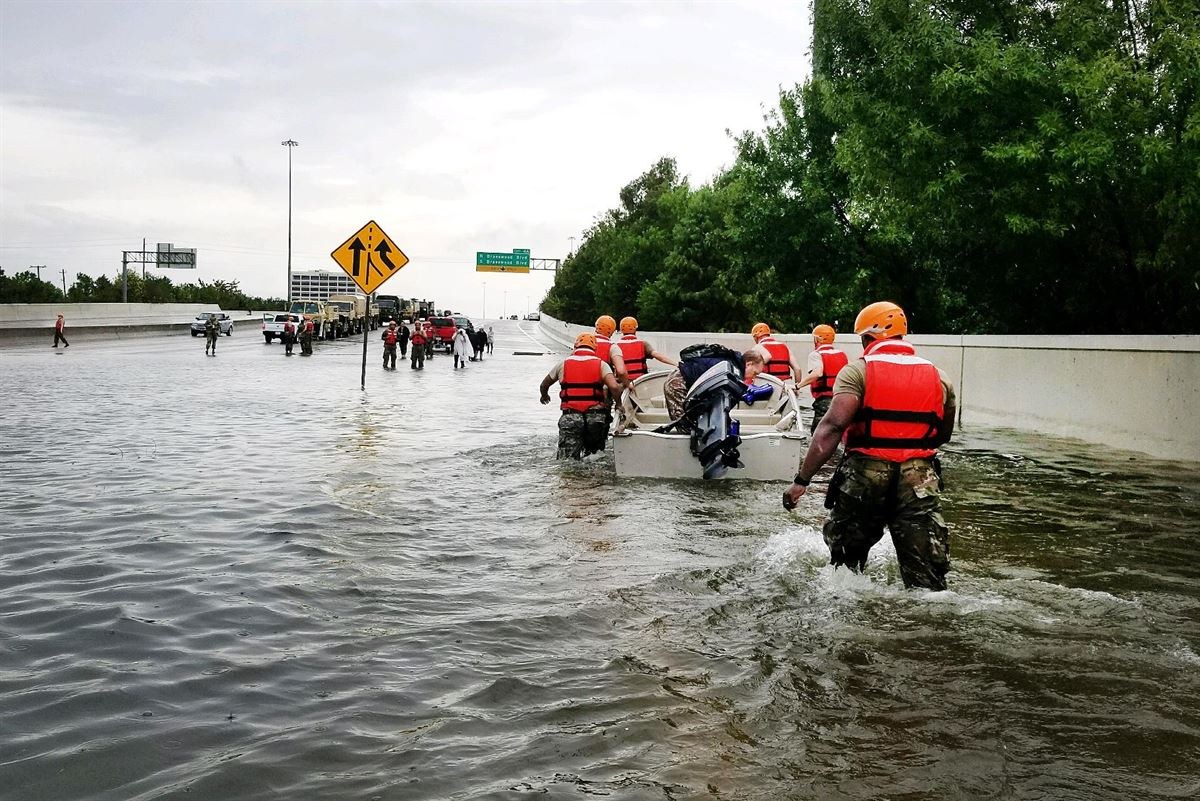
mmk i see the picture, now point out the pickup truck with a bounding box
[190,312,234,336]
[427,316,458,351]
[262,312,303,343]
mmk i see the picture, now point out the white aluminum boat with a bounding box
[613,371,806,480]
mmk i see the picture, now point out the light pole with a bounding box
[482,281,487,319]
[568,236,575,254]
[503,291,507,318]
[282,139,299,305]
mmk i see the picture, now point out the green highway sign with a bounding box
[476,249,531,272]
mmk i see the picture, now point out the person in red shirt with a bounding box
[53,314,69,348]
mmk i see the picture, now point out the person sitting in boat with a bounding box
[539,332,624,459]
[664,348,770,424]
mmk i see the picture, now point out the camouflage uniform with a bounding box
[204,317,219,355]
[823,453,949,590]
[810,396,832,433]
[299,324,314,356]
[557,409,610,459]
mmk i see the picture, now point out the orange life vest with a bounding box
[844,340,945,462]
[384,329,398,346]
[811,345,849,399]
[615,335,648,379]
[559,348,606,411]
[411,330,426,346]
[759,338,792,379]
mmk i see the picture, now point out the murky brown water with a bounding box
[1,322,1198,800]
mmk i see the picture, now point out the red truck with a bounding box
[427,315,458,352]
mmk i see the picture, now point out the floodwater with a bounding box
[1,320,1198,801]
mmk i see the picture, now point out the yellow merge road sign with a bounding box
[330,220,408,295]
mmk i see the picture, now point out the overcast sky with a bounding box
[1,0,810,316]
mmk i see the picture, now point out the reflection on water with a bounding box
[1,325,1198,801]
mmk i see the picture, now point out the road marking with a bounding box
[516,322,556,351]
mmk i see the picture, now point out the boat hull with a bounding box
[613,429,805,480]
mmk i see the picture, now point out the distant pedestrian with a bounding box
[382,321,399,370]
[398,322,410,358]
[52,314,69,348]
[486,326,494,354]
[452,327,470,369]
[410,324,426,369]
[299,319,314,356]
[469,328,486,361]
[282,318,296,356]
[204,314,219,356]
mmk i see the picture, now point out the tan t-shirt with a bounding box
[833,358,957,407]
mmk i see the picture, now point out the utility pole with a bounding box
[282,139,299,305]
[30,265,46,280]
[60,269,67,295]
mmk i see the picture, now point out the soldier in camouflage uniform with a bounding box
[204,315,219,356]
[540,332,624,460]
[783,302,956,590]
[299,319,314,356]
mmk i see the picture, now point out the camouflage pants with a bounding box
[823,454,950,590]
[557,408,610,459]
[810,396,832,434]
[663,370,688,426]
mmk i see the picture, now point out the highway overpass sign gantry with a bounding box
[331,220,408,295]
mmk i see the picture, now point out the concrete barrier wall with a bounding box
[0,303,222,329]
[538,313,1200,461]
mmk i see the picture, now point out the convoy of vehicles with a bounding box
[190,312,234,336]
[327,293,371,337]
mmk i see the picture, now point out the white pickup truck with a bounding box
[261,312,304,343]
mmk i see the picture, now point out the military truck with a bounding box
[327,293,370,336]
[289,300,338,340]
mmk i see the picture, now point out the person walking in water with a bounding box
[299,319,314,356]
[409,324,426,370]
[282,317,296,356]
[382,321,399,370]
[539,332,623,459]
[793,324,849,433]
[52,313,69,348]
[486,325,494,354]
[452,326,470,369]
[204,314,219,356]
[398,321,410,360]
[783,301,957,590]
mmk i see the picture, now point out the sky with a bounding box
[0,0,811,317]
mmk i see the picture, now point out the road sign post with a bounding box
[330,220,409,390]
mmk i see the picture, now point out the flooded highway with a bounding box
[2,320,1198,800]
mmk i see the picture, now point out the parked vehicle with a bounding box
[427,316,458,351]
[525,312,540,321]
[289,300,337,340]
[452,315,474,333]
[509,314,519,320]
[328,293,370,336]
[262,312,303,343]
[190,312,234,337]
[375,294,402,324]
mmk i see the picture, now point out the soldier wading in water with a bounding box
[204,315,219,356]
[783,301,957,590]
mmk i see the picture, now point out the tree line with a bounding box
[543,0,1199,334]
[0,267,284,311]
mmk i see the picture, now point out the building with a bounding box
[290,269,359,301]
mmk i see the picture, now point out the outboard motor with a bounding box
[682,361,747,479]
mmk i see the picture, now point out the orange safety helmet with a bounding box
[854,301,908,339]
[812,324,836,344]
[595,315,617,337]
[619,316,638,335]
[751,322,771,340]
[574,332,597,351]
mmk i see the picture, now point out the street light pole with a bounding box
[282,139,299,305]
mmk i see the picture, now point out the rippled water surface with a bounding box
[2,322,1198,800]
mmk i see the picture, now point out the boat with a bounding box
[613,369,806,480]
